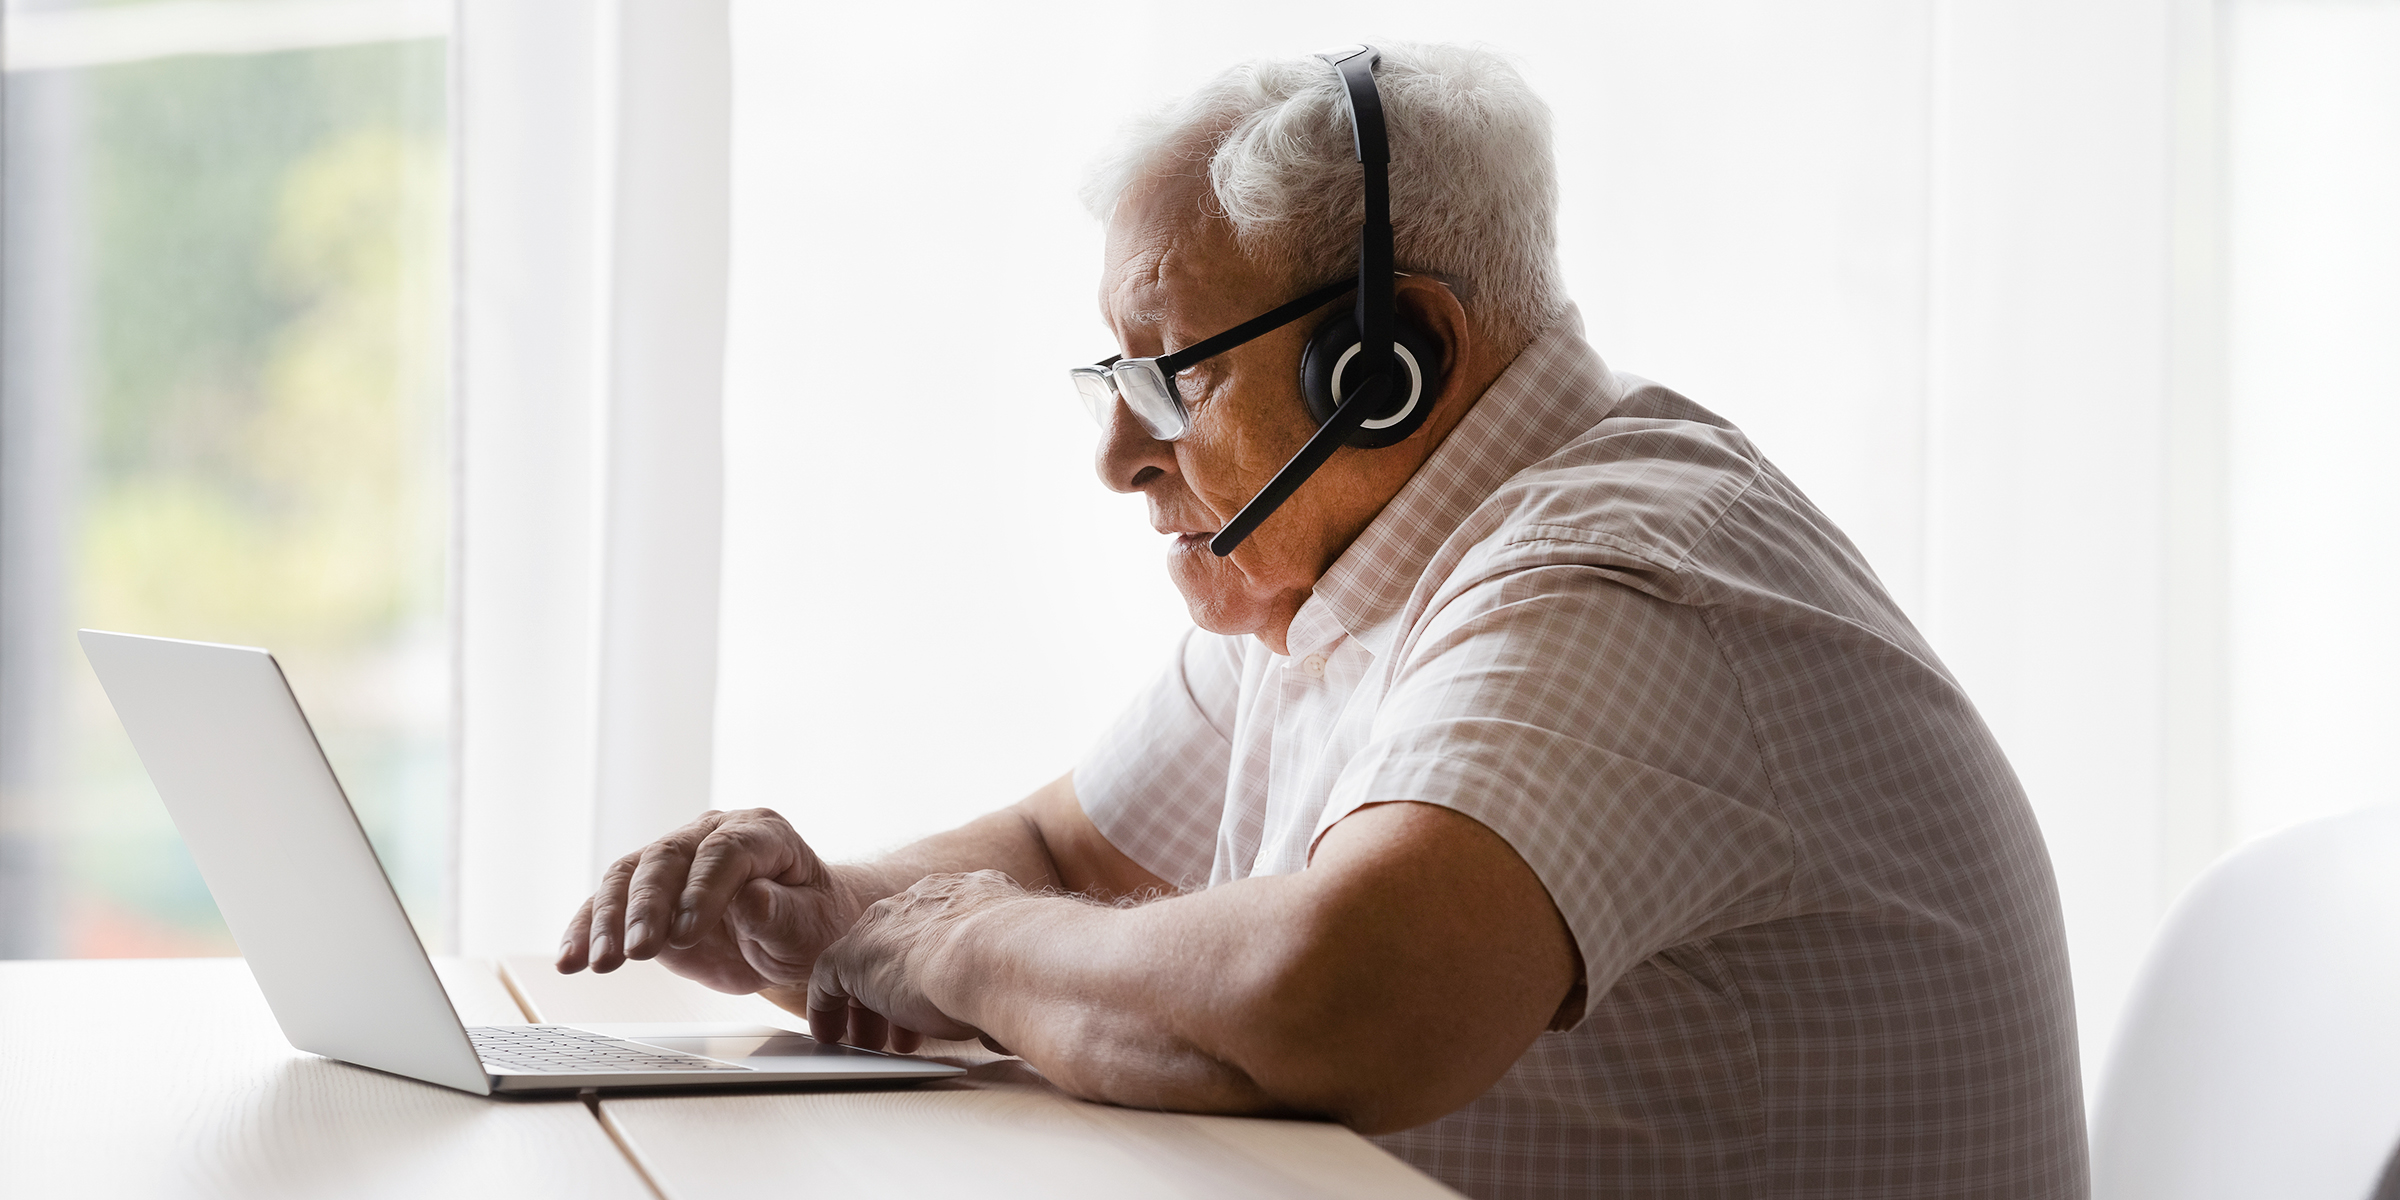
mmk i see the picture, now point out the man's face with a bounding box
[1093,171,1387,648]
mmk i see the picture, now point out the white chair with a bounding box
[2092,804,2400,1200]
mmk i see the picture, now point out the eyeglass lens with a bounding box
[1110,361,1187,440]
[1070,370,1115,425]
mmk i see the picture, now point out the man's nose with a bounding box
[1094,394,1174,494]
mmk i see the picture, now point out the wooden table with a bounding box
[0,957,650,1200]
[0,956,1457,1199]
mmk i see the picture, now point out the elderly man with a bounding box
[557,42,2086,1199]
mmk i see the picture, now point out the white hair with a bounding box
[1082,41,1566,351]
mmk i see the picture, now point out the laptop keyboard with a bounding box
[467,1025,752,1074]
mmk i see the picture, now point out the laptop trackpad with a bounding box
[633,1033,901,1067]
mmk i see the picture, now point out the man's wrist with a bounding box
[926,885,1049,1036]
[827,861,908,927]
[754,866,905,1015]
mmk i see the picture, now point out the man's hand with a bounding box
[555,808,857,995]
[807,870,1028,1055]
[550,775,1178,1051]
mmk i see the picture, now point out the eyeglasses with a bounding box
[1071,277,1355,441]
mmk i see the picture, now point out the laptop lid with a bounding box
[78,630,492,1095]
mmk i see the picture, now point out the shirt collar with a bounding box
[1283,306,1623,660]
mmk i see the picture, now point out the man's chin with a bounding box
[1167,540,1302,644]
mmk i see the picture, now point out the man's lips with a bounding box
[1160,528,1221,553]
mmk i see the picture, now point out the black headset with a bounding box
[1301,46,1443,449]
[1208,45,1446,557]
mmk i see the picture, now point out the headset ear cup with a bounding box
[1298,313,1353,429]
[1300,311,1447,449]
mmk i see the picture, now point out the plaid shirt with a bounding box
[1075,312,2087,1199]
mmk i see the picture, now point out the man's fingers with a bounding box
[805,937,888,1050]
[847,1004,890,1052]
[889,1026,923,1055]
[622,818,720,959]
[555,897,596,974]
[675,813,798,950]
[725,878,817,984]
[587,851,643,973]
[806,1003,847,1046]
[807,961,852,1046]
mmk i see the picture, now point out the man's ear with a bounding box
[1394,276,1473,421]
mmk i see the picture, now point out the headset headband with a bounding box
[1205,45,1403,558]
[1318,45,1395,402]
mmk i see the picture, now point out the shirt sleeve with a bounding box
[1315,565,1793,1027]
[1074,627,1246,892]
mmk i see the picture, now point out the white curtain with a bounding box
[2224,0,2400,845]
[451,0,730,956]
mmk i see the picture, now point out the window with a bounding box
[0,3,450,957]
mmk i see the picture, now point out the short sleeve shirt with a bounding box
[1074,311,2088,1199]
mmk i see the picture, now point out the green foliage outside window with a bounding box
[45,41,450,956]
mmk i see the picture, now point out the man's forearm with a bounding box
[833,773,1167,916]
[813,801,1579,1133]
[918,876,1340,1119]
[839,803,1065,907]
[920,874,1474,1129]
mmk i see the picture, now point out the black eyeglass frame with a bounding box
[1071,276,1358,442]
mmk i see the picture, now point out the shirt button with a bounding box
[1299,653,1328,678]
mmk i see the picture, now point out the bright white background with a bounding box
[2224,1,2400,844]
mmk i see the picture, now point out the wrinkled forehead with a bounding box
[1099,168,1277,340]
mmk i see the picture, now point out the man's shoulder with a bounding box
[1463,378,1766,577]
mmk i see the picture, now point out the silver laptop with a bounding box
[78,629,964,1095]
